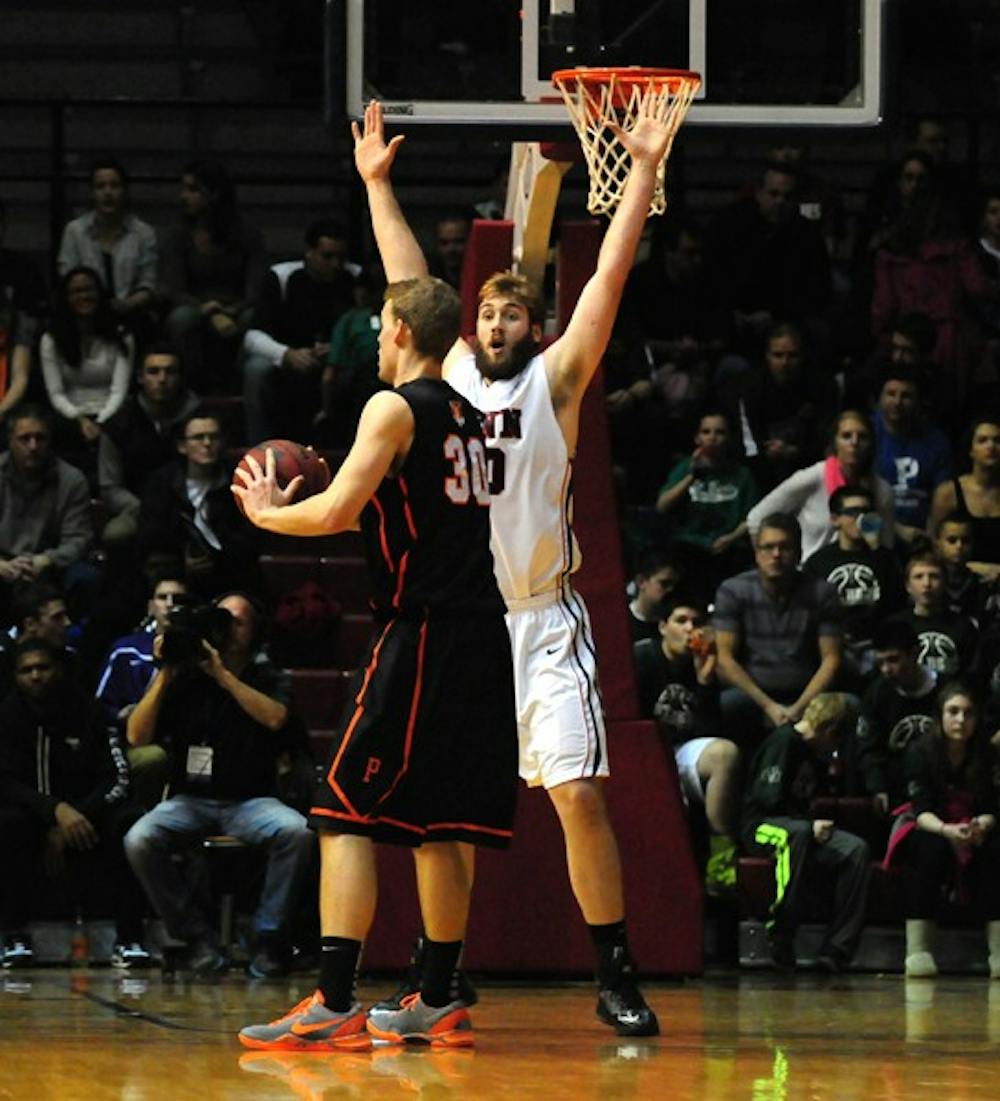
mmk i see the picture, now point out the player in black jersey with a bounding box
[234,275,517,1051]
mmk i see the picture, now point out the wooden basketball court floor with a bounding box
[2,970,1000,1100]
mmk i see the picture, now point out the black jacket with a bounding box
[0,684,129,825]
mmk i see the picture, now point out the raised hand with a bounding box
[352,99,406,183]
[613,89,672,167]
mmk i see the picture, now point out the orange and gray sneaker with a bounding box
[238,991,371,1052]
[366,993,474,1047]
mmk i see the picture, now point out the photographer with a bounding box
[123,591,314,978]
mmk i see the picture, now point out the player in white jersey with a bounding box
[353,98,672,1036]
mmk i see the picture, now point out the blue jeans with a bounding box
[124,794,314,943]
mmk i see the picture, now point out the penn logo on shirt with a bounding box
[483,408,522,442]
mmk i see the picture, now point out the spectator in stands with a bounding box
[655,409,757,601]
[766,139,849,264]
[626,545,681,644]
[0,581,75,701]
[856,620,938,816]
[40,266,133,466]
[850,310,941,411]
[741,692,870,972]
[706,161,831,360]
[934,513,992,625]
[0,638,148,970]
[723,323,838,491]
[136,407,259,597]
[160,160,266,391]
[867,118,978,242]
[872,183,997,427]
[428,210,471,290]
[98,341,201,548]
[975,189,1000,409]
[15,581,74,655]
[242,219,357,444]
[748,409,895,563]
[890,551,978,680]
[978,187,1000,283]
[95,571,188,809]
[618,216,725,365]
[123,592,315,978]
[929,415,1000,580]
[317,261,386,447]
[0,199,47,428]
[861,150,936,261]
[887,681,1000,979]
[0,404,94,622]
[633,590,740,896]
[57,159,158,336]
[714,512,841,746]
[871,360,951,546]
[611,217,727,497]
[802,485,906,686]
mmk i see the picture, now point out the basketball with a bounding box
[234,439,331,517]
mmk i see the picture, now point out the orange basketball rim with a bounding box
[551,66,702,217]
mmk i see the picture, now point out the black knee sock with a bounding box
[588,920,630,989]
[420,938,464,1008]
[318,937,362,1012]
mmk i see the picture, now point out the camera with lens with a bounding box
[160,597,234,668]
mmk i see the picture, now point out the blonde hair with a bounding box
[384,277,461,361]
[802,692,855,734]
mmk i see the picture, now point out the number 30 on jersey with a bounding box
[444,434,491,506]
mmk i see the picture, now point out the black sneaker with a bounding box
[2,934,34,969]
[595,946,659,1037]
[596,985,659,1037]
[813,949,846,975]
[767,929,797,973]
[185,935,228,976]
[371,937,479,1012]
[247,941,290,979]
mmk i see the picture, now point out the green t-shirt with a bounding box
[659,458,759,549]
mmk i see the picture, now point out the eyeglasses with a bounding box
[184,432,222,443]
[837,506,870,517]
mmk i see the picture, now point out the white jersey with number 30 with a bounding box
[447,351,581,605]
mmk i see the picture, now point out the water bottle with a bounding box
[858,511,882,548]
[70,910,90,968]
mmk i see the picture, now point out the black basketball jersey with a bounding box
[360,378,504,618]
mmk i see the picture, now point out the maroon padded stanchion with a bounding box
[460,220,513,336]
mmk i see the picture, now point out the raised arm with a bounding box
[353,100,429,282]
[545,94,673,405]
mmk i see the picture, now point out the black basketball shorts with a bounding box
[309,613,518,848]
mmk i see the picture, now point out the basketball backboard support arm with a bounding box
[507,143,575,289]
[343,0,884,128]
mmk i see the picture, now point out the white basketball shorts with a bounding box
[505,587,609,789]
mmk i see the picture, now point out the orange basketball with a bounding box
[234,439,331,517]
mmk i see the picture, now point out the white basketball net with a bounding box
[554,70,700,217]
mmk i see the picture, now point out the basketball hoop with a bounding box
[552,66,701,217]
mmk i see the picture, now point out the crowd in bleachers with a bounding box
[0,155,387,978]
[622,115,1000,976]
[3,110,1000,980]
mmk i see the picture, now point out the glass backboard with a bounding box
[343,0,883,127]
